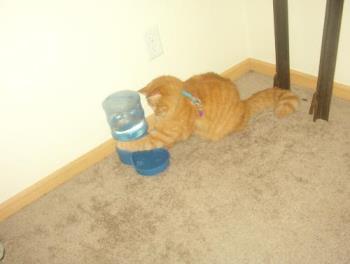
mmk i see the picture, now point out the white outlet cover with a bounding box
[144,26,163,60]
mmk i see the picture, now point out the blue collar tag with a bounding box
[181,90,204,117]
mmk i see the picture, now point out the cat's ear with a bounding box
[138,86,150,95]
[139,85,165,96]
[139,86,163,105]
[147,93,162,105]
[139,85,166,97]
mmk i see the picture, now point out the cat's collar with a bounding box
[181,90,204,117]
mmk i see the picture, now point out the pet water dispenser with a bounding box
[102,90,169,176]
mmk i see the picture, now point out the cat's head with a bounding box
[139,76,183,117]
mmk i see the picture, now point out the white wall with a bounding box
[0,0,248,203]
[1,0,350,205]
[246,0,350,85]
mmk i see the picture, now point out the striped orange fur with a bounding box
[117,73,299,151]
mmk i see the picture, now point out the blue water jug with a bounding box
[102,90,148,141]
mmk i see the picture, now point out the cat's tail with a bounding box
[244,88,299,118]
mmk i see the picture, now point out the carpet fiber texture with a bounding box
[0,72,350,264]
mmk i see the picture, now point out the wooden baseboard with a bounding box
[1,57,349,221]
[0,139,116,221]
[248,58,350,101]
[221,58,251,80]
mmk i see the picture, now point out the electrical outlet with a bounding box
[144,26,163,60]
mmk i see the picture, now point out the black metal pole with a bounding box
[273,0,290,90]
[310,0,344,121]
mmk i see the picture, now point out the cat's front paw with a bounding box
[116,139,152,151]
[116,141,138,151]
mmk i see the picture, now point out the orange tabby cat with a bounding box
[117,73,299,151]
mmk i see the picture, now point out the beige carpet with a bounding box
[1,72,350,264]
